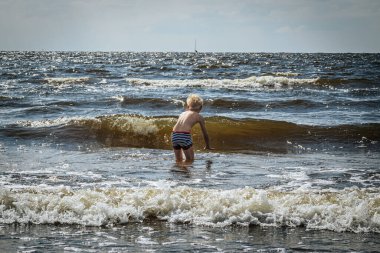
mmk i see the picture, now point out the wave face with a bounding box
[1,186,378,233]
[4,114,380,153]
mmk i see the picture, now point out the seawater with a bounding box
[0,52,379,252]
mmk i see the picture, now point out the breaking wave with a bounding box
[126,76,319,89]
[43,77,92,85]
[3,115,380,153]
[1,186,379,233]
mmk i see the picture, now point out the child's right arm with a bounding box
[198,115,211,149]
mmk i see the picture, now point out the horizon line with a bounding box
[1,49,379,54]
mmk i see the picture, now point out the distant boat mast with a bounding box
[194,39,198,53]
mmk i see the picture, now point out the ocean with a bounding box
[0,51,379,252]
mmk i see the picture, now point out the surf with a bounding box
[126,76,319,90]
[1,186,378,233]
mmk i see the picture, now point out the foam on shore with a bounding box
[1,186,378,233]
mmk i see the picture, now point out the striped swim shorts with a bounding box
[171,131,193,150]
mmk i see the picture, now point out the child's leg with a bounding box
[173,149,183,162]
[182,147,194,161]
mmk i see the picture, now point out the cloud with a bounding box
[0,0,379,52]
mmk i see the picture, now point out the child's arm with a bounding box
[198,115,211,149]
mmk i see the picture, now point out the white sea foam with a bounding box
[126,76,318,90]
[113,95,125,102]
[16,116,88,128]
[16,117,73,128]
[44,77,91,85]
[273,72,300,77]
[0,186,378,233]
[136,236,158,245]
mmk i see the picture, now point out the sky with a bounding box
[0,0,379,53]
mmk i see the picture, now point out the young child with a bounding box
[172,94,211,162]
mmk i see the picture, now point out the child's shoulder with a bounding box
[181,110,201,119]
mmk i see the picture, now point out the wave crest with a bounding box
[1,186,378,233]
[127,76,318,89]
[43,77,92,85]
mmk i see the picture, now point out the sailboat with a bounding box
[194,39,198,53]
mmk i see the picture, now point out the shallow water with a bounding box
[1,51,380,252]
[1,223,379,253]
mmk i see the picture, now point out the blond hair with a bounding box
[186,94,203,110]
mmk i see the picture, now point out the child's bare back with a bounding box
[172,110,202,133]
